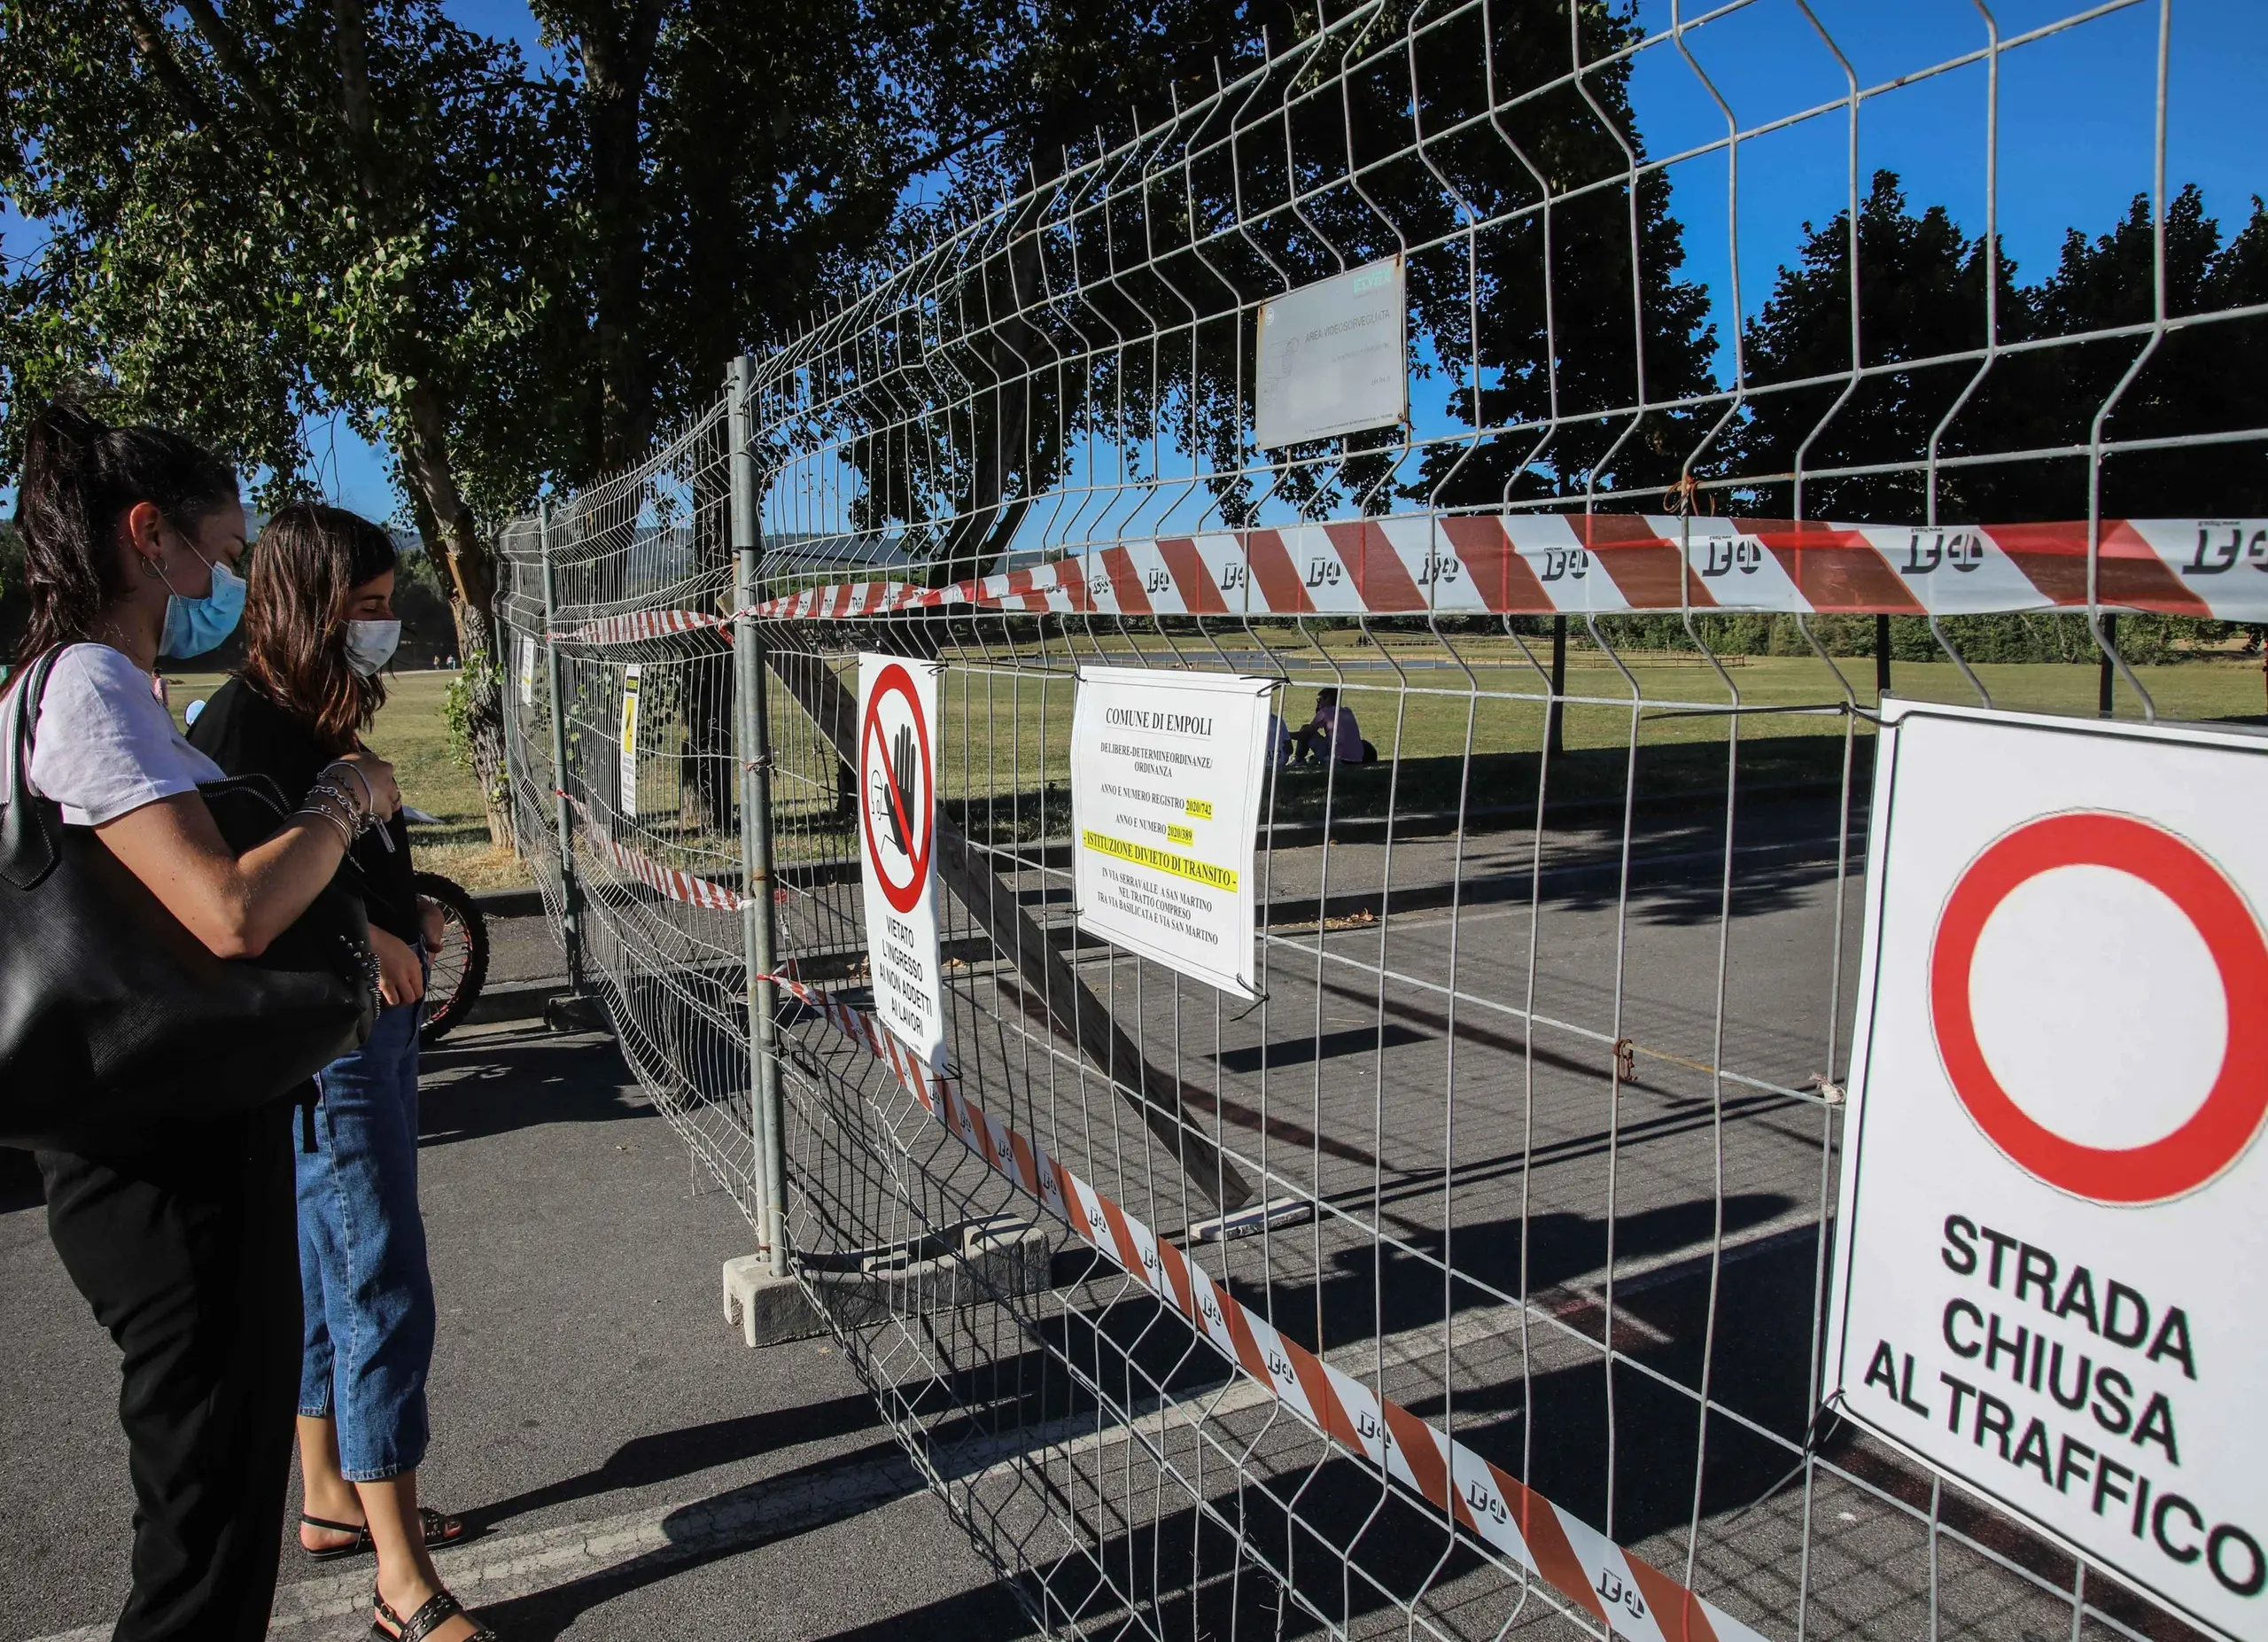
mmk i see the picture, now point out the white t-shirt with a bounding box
[0,643,224,826]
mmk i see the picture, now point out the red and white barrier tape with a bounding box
[548,580,913,646]
[543,517,2268,643]
[726,516,2267,623]
[766,970,1772,1642]
[563,793,750,913]
[555,607,737,647]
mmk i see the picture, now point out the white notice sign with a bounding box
[517,634,537,707]
[1070,666,1272,999]
[1254,255,1408,449]
[617,663,641,820]
[857,653,947,1070]
[1825,698,2268,1641]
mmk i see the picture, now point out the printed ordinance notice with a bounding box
[1070,665,1272,999]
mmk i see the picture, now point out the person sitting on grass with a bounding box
[1291,687,1377,766]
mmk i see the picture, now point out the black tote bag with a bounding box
[0,650,378,1152]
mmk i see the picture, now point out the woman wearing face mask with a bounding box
[3,405,400,1638]
[188,503,494,1642]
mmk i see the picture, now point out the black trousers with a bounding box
[37,1102,301,1642]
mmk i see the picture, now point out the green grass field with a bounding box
[165,649,2268,884]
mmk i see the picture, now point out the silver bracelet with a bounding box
[294,801,353,849]
[307,779,377,837]
[308,774,364,813]
[302,785,363,840]
[322,760,376,816]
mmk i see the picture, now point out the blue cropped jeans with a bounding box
[297,997,434,1482]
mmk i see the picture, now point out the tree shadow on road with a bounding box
[468,1434,927,1639]
[470,1391,884,1531]
[416,1031,651,1148]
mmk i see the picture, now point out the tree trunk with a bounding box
[576,0,667,467]
[322,0,512,851]
[928,225,1045,590]
[679,679,734,834]
[401,382,516,852]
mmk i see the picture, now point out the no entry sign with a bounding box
[856,655,945,1070]
[1826,699,2268,1641]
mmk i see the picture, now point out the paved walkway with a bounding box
[0,1021,1034,1642]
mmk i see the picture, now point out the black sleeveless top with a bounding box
[188,676,420,946]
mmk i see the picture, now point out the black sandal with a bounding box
[301,1506,469,1560]
[372,1585,499,1642]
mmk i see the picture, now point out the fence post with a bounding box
[729,356,790,1277]
[537,502,586,992]
[490,553,522,861]
[1547,614,1566,757]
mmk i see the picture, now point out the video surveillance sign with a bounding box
[1254,256,1408,450]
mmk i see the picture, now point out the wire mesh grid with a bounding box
[501,402,771,1216]
[499,4,2264,1639]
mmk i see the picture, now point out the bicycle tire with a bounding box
[414,870,489,1047]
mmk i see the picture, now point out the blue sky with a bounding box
[5,0,2262,525]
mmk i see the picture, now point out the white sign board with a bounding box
[617,663,641,820]
[1254,256,1408,449]
[1825,698,2268,1641]
[1070,666,1273,999]
[857,653,947,1070]
[517,634,537,707]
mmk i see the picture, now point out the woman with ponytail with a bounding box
[0,403,400,1639]
[191,504,495,1642]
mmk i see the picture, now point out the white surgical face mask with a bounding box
[345,619,401,679]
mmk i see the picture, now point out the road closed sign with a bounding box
[1826,697,2268,1640]
[857,653,947,1070]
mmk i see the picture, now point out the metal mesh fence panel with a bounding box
[498,4,2264,1640]
[498,403,770,1216]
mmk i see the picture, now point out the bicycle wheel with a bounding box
[414,870,489,1047]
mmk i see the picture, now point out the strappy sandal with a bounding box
[371,1585,499,1642]
[300,1506,469,1560]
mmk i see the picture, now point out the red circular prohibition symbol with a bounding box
[1930,811,2268,1204]
[859,663,934,916]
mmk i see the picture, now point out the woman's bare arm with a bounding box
[93,751,399,959]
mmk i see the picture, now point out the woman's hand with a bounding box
[369,925,426,1007]
[418,895,446,957]
[329,751,400,823]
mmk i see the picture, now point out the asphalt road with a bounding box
[0,1021,1036,1642]
[2,789,2151,1642]
[759,787,2162,1642]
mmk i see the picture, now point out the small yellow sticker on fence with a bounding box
[1185,798,1214,819]
[1166,823,1194,845]
[1082,829,1239,891]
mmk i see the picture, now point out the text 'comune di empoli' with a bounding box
[1103,707,1214,737]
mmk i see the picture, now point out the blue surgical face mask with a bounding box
[157,545,246,661]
